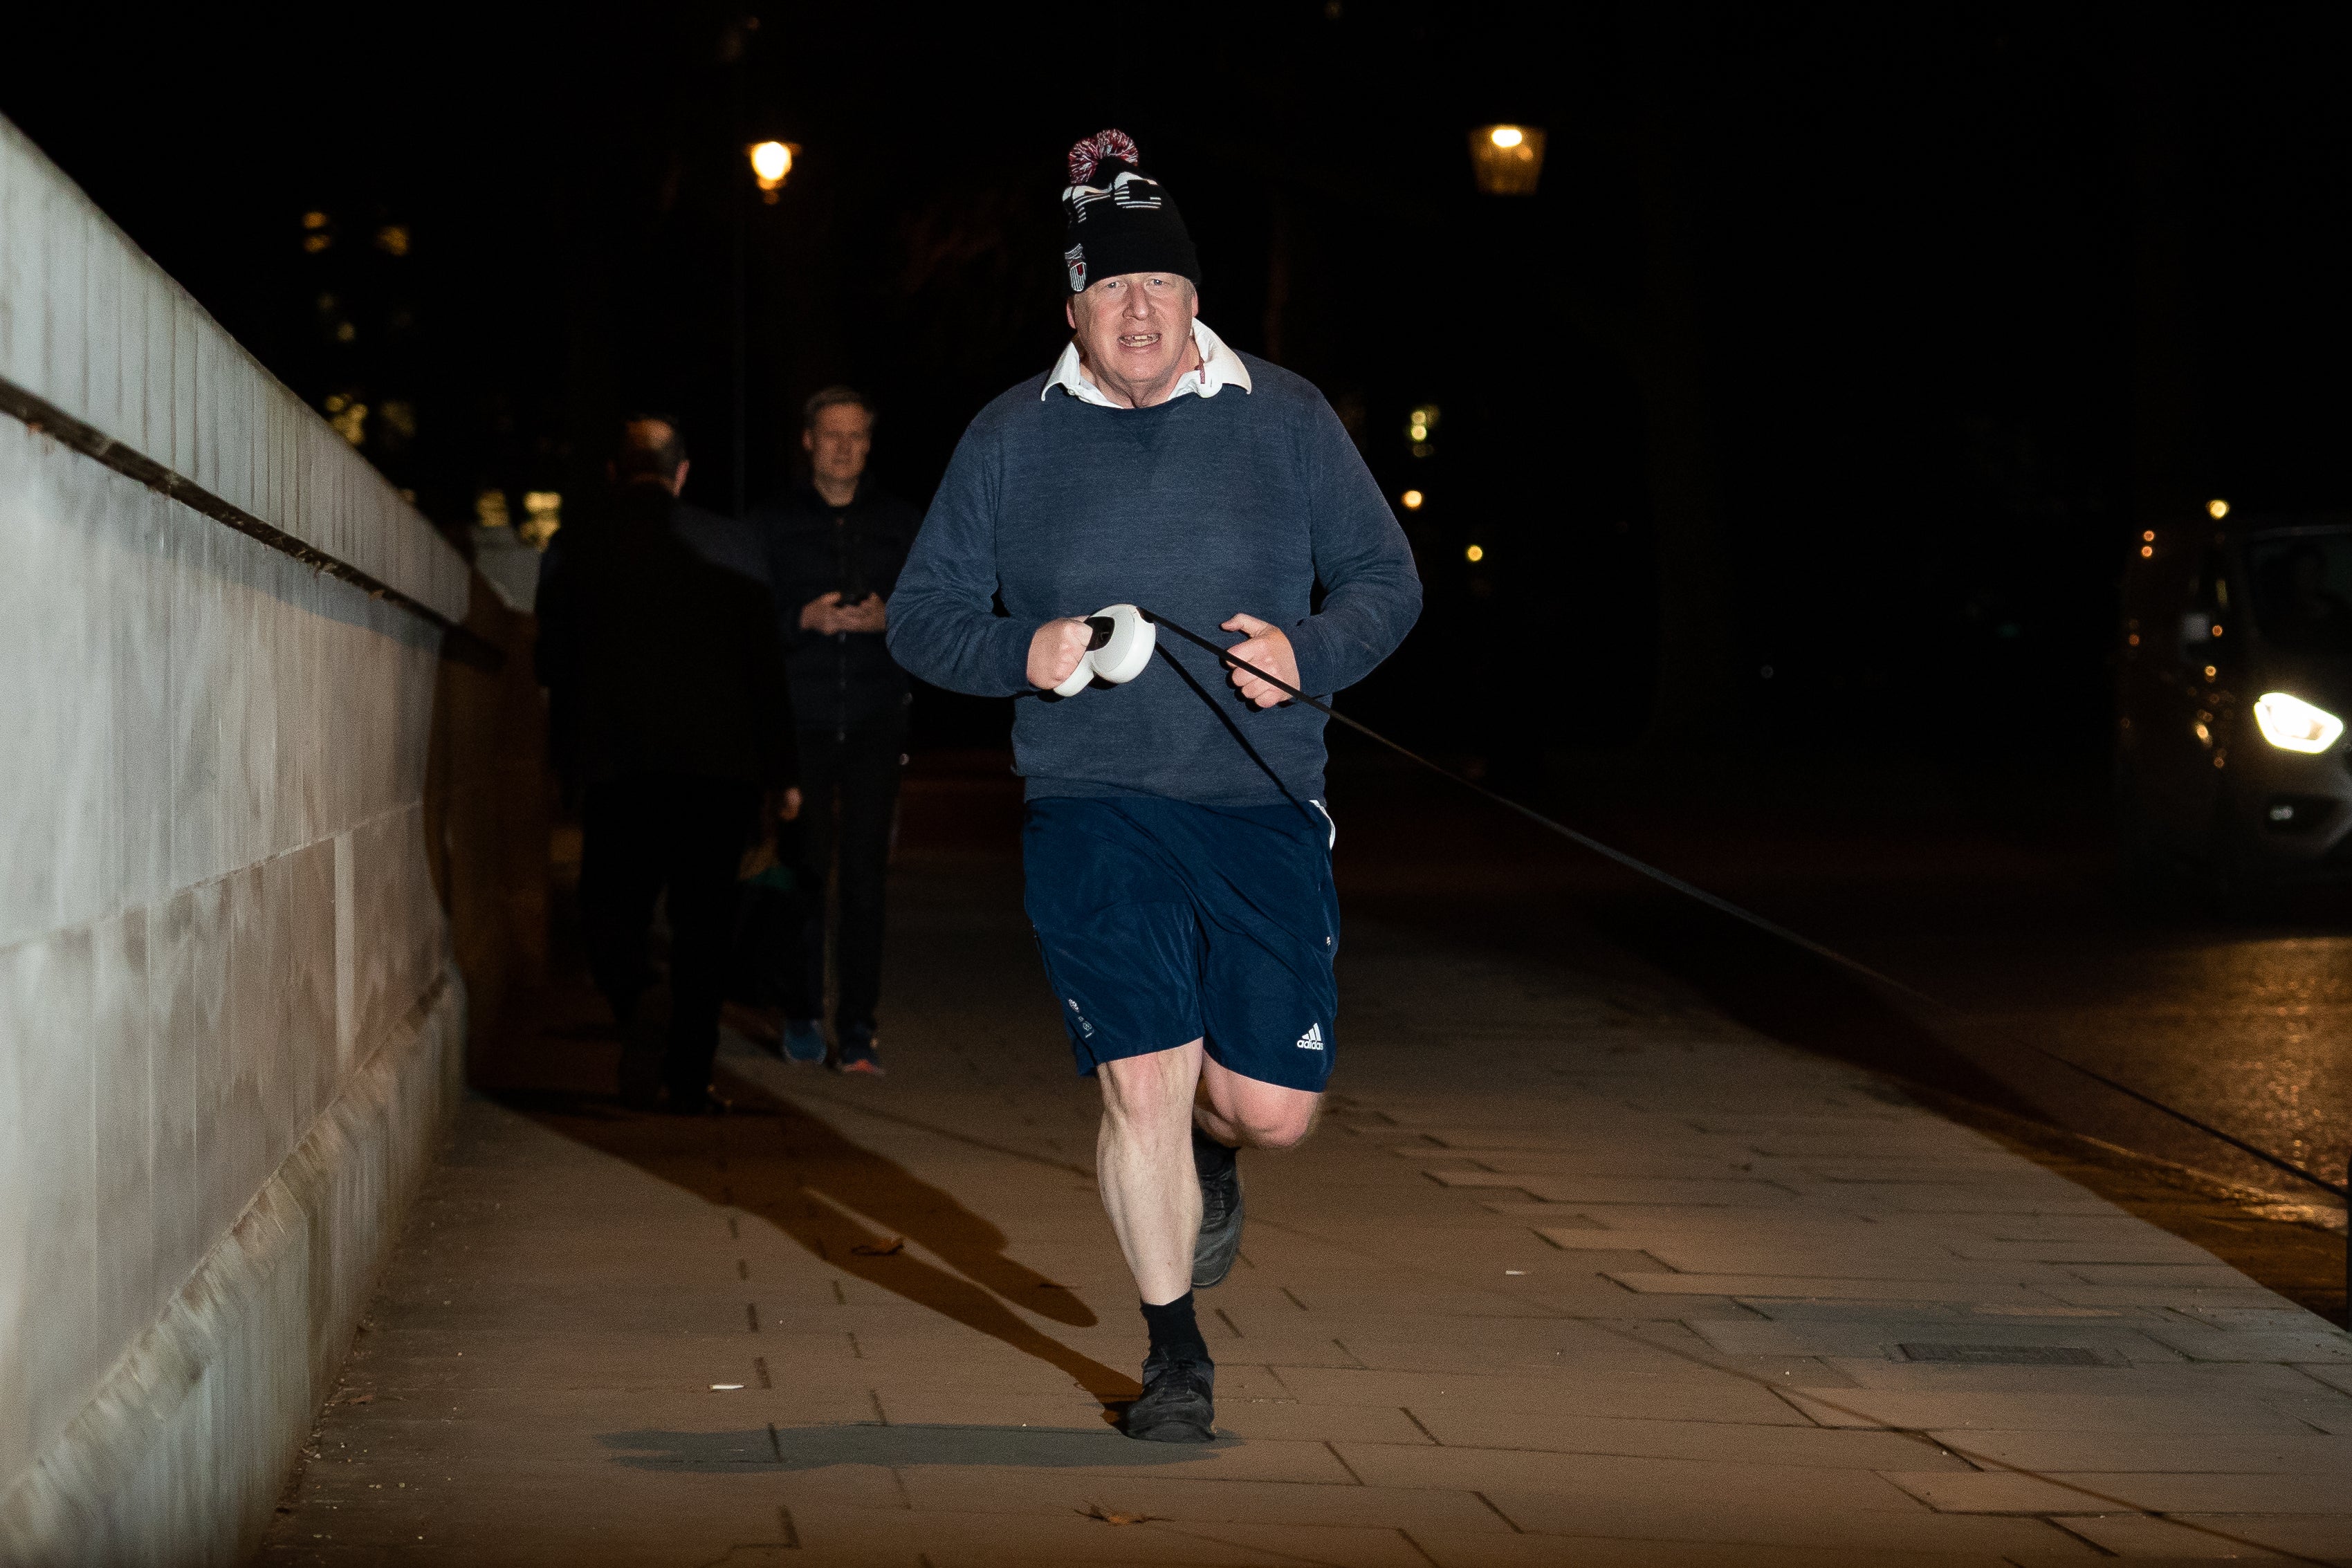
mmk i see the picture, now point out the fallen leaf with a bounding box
[342,1393,376,1406]
[1081,1506,1162,1527]
[850,1237,906,1257]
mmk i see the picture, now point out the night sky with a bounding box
[9,1,2350,763]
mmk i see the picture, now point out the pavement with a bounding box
[260,768,2352,1567]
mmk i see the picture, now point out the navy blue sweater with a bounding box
[886,353,1422,805]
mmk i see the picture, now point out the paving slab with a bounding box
[259,830,2352,1565]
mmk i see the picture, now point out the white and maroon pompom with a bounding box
[1067,129,1141,187]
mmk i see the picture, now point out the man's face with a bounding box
[803,404,874,489]
[1065,273,1197,390]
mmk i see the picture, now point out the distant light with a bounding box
[2208,499,2230,519]
[2140,545,2153,557]
[474,490,512,531]
[2205,665,2218,679]
[521,491,563,549]
[374,224,410,257]
[327,400,367,447]
[1400,490,1424,510]
[1465,544,1484,562]
[2142,530,2156,542]
[2128,634,2140,646]
[749,140,797,201]
[1469,125,1546,196]
[2255,691,2344,753]
[301,210,329,230]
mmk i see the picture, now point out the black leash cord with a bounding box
[1139,606,2352,1202]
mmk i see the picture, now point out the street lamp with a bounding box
[748,140,797,204]
[733,138,800,515]
[1469,124,1545,196]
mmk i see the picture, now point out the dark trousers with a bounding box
[581,773,760,1096]
[783,712,905,1033]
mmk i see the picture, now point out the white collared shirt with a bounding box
[1042,317,1253,407]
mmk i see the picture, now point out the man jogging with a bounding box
[887,131,1420,1442]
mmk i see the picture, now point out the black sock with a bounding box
[1191,1122,1238,1178]
[1140,1292,1208,1363]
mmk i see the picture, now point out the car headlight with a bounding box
[2253,692,2345,753]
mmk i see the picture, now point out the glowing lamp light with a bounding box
[1465,544,1485,563]
[1469,124,1546,196]
[1406,403,1439,457]
[748,140,798,202]
[2208,498,2230,519]
[2254,692,2344,753]
[1400,490,1424,510]
[520,491,563,550]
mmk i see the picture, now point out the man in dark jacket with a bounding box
[751,387,921,1075]
[535,414,796,1112]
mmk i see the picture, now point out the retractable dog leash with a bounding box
[1051,603,1157,696]
[1047,600,2349,1201]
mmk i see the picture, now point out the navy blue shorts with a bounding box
[1023,795,1340,1094]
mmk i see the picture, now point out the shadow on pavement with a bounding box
[496,1082,1141,1413]
[597,1422,1222,1473]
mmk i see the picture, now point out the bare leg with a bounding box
[1096,1041,1206,1305]
[1194,1055,1322,1150]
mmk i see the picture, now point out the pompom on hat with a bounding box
[1060,129,1200,295]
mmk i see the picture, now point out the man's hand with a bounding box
[1028,617,1095,690]
[800,593,887,635]
[1222,614,1299,709]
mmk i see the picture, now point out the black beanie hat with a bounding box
[1060,130,1200,295]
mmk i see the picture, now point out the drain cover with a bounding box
[1897,1343,2105,1366]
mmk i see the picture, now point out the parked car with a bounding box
[2117,511,2352,915]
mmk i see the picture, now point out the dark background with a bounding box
[15,1,2349,765]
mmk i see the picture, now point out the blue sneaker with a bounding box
[782,1018,827,1064]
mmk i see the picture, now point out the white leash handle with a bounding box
[1051,602,1156,697]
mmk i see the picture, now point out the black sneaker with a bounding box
[1191,1126,1244,1289]
[1125,1349,1215,1443]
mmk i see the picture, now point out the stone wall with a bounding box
[0,116,476,1564]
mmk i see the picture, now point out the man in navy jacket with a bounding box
[888,131,1420,1442]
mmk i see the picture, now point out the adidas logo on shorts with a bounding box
[1295,1022,1325,1051]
